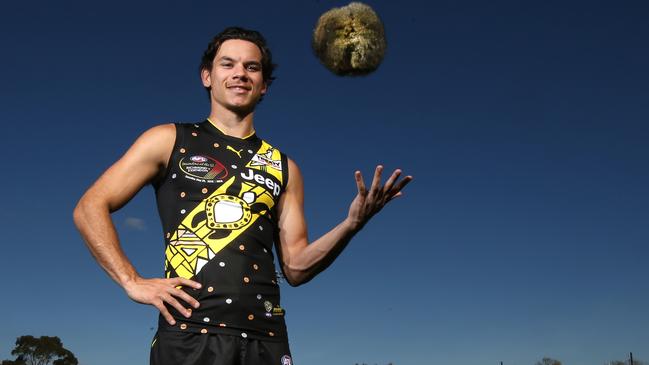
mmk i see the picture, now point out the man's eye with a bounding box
[221,63,232,67]
[247,65,260,71]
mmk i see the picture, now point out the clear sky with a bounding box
[1,1,648,365]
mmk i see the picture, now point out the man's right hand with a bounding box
[73,124,197,326]
[123,277,202,325]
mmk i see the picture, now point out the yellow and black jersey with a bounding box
[153,119,289,341]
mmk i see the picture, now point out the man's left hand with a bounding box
[346,165,413,231]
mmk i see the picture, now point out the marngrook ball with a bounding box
[312,2,387,76]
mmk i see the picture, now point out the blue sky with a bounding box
[1,1,648,365]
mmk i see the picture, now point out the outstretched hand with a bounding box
[347,165,413,231]
[124,276,202,325]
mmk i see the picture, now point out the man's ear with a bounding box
[201,68,212,88]
[261,81,267,95]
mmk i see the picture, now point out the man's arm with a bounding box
[73,124,201,325]
[275,159,412,286]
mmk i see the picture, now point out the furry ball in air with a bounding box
[312,2,387,76]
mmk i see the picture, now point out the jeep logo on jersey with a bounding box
[179,155,228,183]
[241,169,281,196]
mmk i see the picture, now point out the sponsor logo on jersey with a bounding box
[190,155,208,163]
[281,355,292,365]
[180,155,228,183]
[264,300,273,312]
[250,148,282,171]
[272,305,285,317]
[241,169,281,196]
[227,145,243,158]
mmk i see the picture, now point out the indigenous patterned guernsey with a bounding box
[153,119,289,341]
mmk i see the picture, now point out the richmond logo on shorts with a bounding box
[280,355,292,365]
[179,155,228,183]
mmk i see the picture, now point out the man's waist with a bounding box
[158,310,288,341]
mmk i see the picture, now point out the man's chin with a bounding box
[214,98,258,115]
[228,102,256,116]
[231,96,263,112]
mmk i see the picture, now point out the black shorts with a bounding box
[150,330,293,365]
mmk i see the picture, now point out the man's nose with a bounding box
[232,63,249,80]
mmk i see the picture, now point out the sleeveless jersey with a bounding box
[153,120,289,341]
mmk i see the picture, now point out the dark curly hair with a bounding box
[199,27,277,101]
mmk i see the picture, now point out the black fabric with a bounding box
[150,330,293,365]
[154,120,290,341]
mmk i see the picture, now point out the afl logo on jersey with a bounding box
[190,155,208,163]
[179,155,228,183]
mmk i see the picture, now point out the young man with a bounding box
[73,27,412,365]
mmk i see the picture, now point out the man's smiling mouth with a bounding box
[227,84,251,91]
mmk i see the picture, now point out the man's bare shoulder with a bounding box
[129,123,176,159]
[285,157,303,190]
[139,123,176,144]
[286,157,300,172]
[97,123,177,185]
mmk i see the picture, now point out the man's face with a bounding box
[201,39,268,113]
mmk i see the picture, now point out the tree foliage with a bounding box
[2,336,77,365]
[536,357,562,365]
[609,359,647,365]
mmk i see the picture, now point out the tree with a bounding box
[2,336,78,365]
[2,360,26,365]
[608,359,647,365]
[536,357,562,365]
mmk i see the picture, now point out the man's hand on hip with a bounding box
[123,277,202,325]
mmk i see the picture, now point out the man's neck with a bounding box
[207,105,256,139]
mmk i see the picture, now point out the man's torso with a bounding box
[153,120,289,341]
